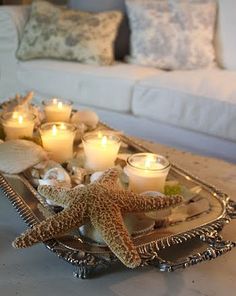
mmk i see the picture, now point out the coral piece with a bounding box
[0,140,48,174]
[0,92,44,127]
[1,92,34,112]
[12,168,183,268]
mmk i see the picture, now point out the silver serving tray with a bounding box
[0,132,236,279]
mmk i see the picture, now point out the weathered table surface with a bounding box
[0,139,235,296]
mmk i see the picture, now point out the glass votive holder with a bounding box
[1,111,36,140]
[43,98,72,122]
[82,131,121,171]
[40,122,76,163]
[124,153,171,193]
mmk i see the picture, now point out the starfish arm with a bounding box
[90,205,141,269]
[97,168,120,188]
[119,191,183,212]
[13,205,86,248]
[37,185,71,207]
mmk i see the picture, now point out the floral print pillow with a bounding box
[125,0,217,70]
[17,1,122,65]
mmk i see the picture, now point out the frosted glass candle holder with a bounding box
[43,98,72,122]
[40,122,76,163]
[82,131,121,171]
[124,153,171,193]
[1,111,35,140]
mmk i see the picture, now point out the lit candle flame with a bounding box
[60,123,66,130]
[58,102,63,109]
[144,155,156,169]
[52,98,58,105]
[12,112,19,119]
[18,115,23,124]
[98,131,103,139]
[52,124,57,136]
[101,136,107,146]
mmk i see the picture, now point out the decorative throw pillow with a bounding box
[125,0,217,70]
[68,0,130,60]
[17,1,122,65]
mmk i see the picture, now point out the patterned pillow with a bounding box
[125,0,217,70]
[17,1,122,65]
[68,0,130,61]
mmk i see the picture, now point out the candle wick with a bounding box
[58,102,63,109]
[101,136,107,146]
[52,125,57,136]
[52,98,58,105]
[18,115,23,124]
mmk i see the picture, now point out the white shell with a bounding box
[90,171,104,183]
[38,167,71,188]
[69,167,87,185]
[0,140,48,174]
[79,214,155,245]
[71,110,99,129]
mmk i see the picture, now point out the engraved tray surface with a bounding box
[0,128,236,279]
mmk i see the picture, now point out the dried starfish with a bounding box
[13,168,183,268]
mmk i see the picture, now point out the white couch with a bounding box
[0,3,236,163]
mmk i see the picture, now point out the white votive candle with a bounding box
[1,111,35,140]
[124,153,170,193]
[82,131,121,171]
[40,122,76,163]
[43,98,72,122]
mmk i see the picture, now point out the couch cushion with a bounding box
[215,0,236,70]
[17,59,160,112]
[132,69,236,142]
[68,0,129,61]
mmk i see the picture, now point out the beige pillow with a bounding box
[125,0,217,70]
[17,1,122,65]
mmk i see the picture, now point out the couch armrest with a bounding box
[0,5,30,56]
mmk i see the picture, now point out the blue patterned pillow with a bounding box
[125,0,217,70]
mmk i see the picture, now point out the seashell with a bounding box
[90,171,104,183]
[0,140,4,144]
[24,160,61,187]
[74,184,85,189]
[79,213,155,245]
[34,160,61,176]
[38,167,71,188]
[66,156,85,170]
[143,191,172,220]
[73,123,86,142]
[71,110,99,129]
[0,139,48,174]
[69,166,87,185]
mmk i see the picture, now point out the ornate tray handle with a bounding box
[152,229,236,272]
[228,200,236,219]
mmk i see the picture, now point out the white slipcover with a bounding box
[132,69,236,142]
[17,60,159,112]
